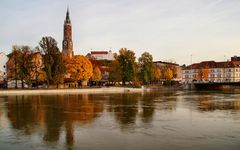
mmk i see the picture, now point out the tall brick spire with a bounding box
[62,7,73,58]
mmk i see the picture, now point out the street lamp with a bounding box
[190,54,192,83]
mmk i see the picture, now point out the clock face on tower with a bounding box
[64,41,67,46]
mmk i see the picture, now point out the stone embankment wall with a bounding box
[0,87,144,96]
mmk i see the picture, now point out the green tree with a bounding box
[39,36,66,86]
[116,48,137,85]
[138,52,155,84]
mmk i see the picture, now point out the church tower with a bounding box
[62,7,73,58]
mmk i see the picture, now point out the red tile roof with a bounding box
[184,61,240,70]
[91,51,108,55]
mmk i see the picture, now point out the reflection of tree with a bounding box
[61,94,103,149]
[43,95,64,142]
[7,94,104,149]
[140,94,155,123]
[8,95,45,135]
[160,91,177,111]
[107,94,139,128]
[107,93,160,128]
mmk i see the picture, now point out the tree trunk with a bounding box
[21,78,24,89]
[15,79,18,89]
[123,80,126,86]
[35,76,38,88]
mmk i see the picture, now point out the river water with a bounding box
[0,90,240,150]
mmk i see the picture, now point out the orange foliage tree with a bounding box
[164,68,173,80]
[92,66,102,81]
[198,68,209,81]
[31,52,46,85]
[67,55,93,82]
[154,67,161,81]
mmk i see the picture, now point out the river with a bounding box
[0,90,240,150]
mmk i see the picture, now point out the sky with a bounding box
[1,0,240,65]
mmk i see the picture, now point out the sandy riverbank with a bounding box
[0,87,145,96]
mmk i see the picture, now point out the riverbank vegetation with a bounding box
[6,36,178,89]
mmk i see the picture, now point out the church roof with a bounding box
[65,7,71,24]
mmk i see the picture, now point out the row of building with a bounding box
[182,56,240,83]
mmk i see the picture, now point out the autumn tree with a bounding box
[154,67,161,81]
[164,68,173,80]
[92,66,102,81]
[138,52,155,84]
[108,60,122,84]
[89,58,102,81]
[39,36,66,86]
[116,48,137,85]
[67,55,93,86]
[7,48,20,88]
[198,68,209,81]
[31,51,46,87]
[8,45,34,88]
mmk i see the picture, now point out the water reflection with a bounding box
[6,94,104,149]
[8,95,45,134]
[140,94,155,123]
[107,94,139,127]
[198,95,240,111]
[0,90,240,149]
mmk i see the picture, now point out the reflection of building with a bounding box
[86,51,114,61]
[62,8,74,58]
[0,52,8,87]
[183,56,240,83]
[198,96,240,111]
[154,61,182,81]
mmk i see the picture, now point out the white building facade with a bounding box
[183,59,240,83]
[88,51,114,61]
[0,52,8,82]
